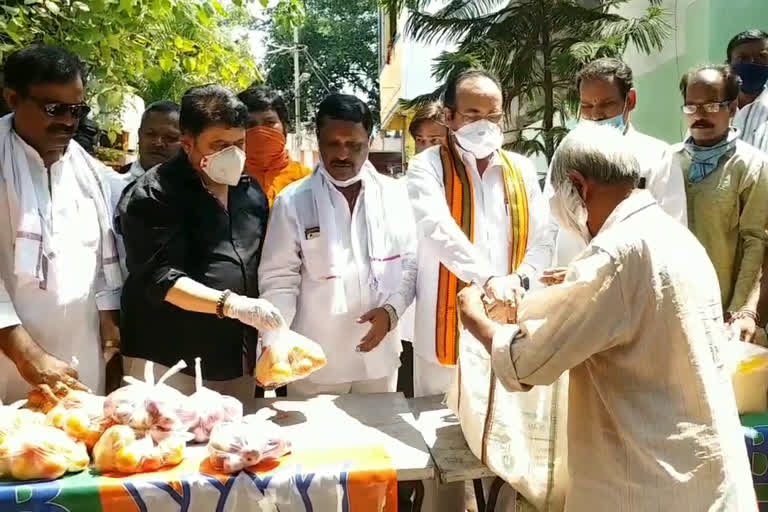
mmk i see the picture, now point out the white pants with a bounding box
[123,357,254,401]
[413,354,456,398]
[287,371,398,398]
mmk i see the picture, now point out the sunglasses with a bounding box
[28,96,91,119]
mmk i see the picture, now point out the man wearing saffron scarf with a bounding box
[658,65,768,343]
[238,85,311,206]
[407,69,554,399]
[406,69,554,512]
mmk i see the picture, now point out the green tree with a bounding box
[379,0,670,162]
[0,0,261,140]
[262,0,380,128]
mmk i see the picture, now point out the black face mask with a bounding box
[733,62,768,95]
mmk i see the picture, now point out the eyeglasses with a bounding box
[455,111,504,124]
[29,96,91,119]
[681,101,732,115]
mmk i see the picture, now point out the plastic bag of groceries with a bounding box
[93,425,186,474]
[104,360,198,441]
[447,324,569,512]
[0,401,46,443]
[255,328,327,388]
[45,392,111,450]
[0,425,89,480]
[189,358,243,443]
[725,333,768,414]
[207,411,291,474]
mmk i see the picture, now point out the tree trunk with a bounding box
[541,17,555,164]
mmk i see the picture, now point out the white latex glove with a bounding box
[224,294,284,330]
[484,274,525,303]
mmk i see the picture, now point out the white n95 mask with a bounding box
[550,180,592,245]
[454,120,503,159]
[200,146,246,186]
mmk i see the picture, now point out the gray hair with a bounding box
[549,123,640,190]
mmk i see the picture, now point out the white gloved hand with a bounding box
[484,274,525,303]
[223,294,284,331]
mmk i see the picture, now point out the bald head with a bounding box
[443,69,503,132]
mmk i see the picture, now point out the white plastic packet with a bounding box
[93,424,186,474]
[189,357,243,443]
[207,411,291,473]
[255,329,327,388]
[104,360,198,441]
[0,425,89,480]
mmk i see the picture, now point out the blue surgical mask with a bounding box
[732,62,768,95]
[596,113,627,133]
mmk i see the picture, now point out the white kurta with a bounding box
[101,160,145,277]
[549,124,687,266]
[258,173,417,385]
[0,137,120,400]
[491,190,755,512]
[406,145,554,367]
[734,88,768,152]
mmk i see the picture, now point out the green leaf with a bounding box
[211,0,226,16]
[182,56,197,72]
[44,1,60,14]
[146,67,163,82]
[24,0,40,5]
[158,51,174,72]
[72,1,89,11]
[259,0,268,6]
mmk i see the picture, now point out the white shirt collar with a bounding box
[129,159,145,178]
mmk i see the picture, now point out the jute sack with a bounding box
[446,328,569,511]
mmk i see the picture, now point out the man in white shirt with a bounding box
[730,30,768,151]
[259,94,416,397]
[552,58,686,265]
[458,123,756,512]
[0,45,123,401]
[407,69,553,399]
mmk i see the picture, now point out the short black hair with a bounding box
[179,84,248,136]
[727,29,768,62]
[315,94,373,136]
[443,69,502,109]
[576,58,634,99]
[237,85,290,128]
[141,100,180,126]
[3,45,86,96]
[679,65,742,103]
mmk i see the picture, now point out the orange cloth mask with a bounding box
[245,126,291,179]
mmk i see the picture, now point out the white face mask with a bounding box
[454,120,503,159]
[550,180,591,245]
[200,146,245,186]
[318,164,363,188]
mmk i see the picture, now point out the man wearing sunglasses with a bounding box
[0,45,123,401]
[657,65,768,343]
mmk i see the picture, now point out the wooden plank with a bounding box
[405,395,496,483]
[243,393,435,482]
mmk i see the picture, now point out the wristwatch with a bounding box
[518,273,530,291]
[382,304,399,332]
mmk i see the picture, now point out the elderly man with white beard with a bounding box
[457,123,755,512]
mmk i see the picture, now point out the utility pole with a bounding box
[293,25,302,160]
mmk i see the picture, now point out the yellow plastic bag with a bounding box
[0,425,89,481]
[729,341,768,414]
[255,329,327,388]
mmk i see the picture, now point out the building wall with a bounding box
[620,0,768,144]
